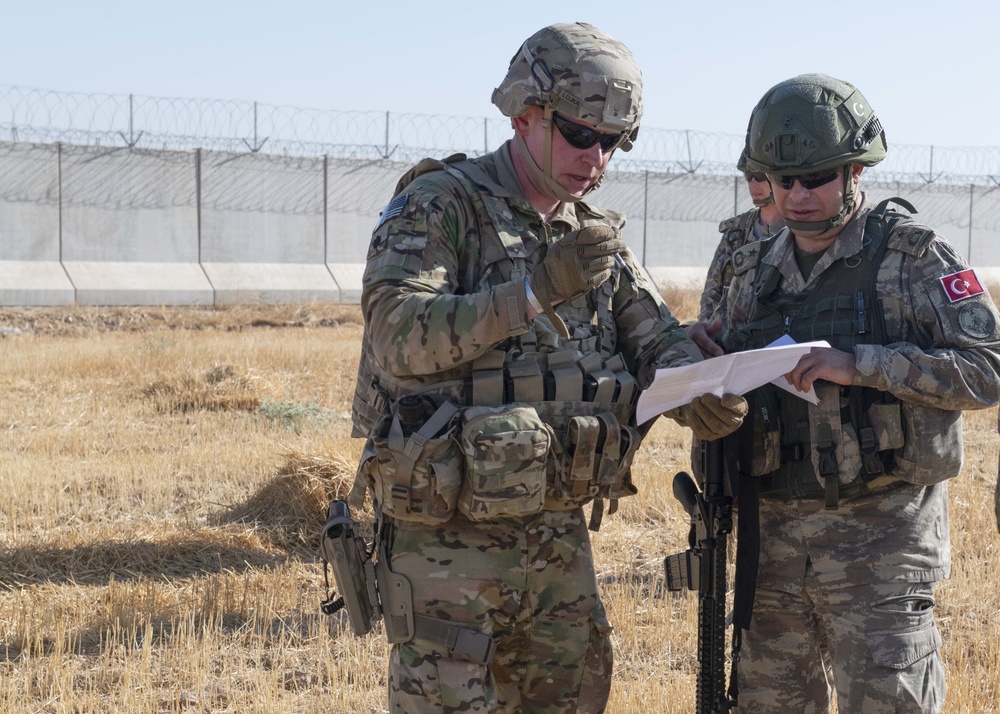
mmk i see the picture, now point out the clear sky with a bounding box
[3,0,996,148]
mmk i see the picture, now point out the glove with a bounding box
[529,225,626,337]
[676,393,748,441]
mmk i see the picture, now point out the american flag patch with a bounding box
[375,193,410,229]
[939,268,985,303]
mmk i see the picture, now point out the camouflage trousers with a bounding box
[386,508,613,714]
[738,572,945,713]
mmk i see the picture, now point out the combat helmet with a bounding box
[492,22,642,202]
[737,148,773,207]
[743,73,886,231]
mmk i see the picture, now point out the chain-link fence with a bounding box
[2,84,1000,185]
[2,84,999,306]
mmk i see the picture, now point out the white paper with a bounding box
[764,335,822,404]
[635,339,830,425]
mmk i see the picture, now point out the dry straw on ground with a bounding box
[1,296,998,713]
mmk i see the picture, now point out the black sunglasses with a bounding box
[745,171,768,183]
[771,169,841,191]
[552,114,625,153]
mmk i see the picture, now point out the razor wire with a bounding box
[2,84,1000,186]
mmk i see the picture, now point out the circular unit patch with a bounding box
[957,302,997,339]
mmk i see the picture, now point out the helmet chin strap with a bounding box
[781,170,857,233]
[751,195,774,208]
[514,107,605,205]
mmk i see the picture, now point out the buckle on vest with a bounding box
[858,426,884,477]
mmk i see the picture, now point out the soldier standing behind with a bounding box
[687,74,1000,713]
[699,154,785,321]
[348,22,746,714]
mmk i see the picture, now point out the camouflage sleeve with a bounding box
[699,235,731,321]
[854,237,1000,410]
[361,180,529,378]
[613,250,704,390]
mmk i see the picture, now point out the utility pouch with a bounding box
[892,403,963,485]
[867,401,905,451]
[363,401,463,524]
[319,500,378,636]
[458,404,552,521]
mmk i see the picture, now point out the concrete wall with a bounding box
[1,140,999,307]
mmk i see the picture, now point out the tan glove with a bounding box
[529,225,626,337]
[675,393,748,441]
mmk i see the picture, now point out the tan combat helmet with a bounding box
[491,22,642,202]
[743,73,886,231]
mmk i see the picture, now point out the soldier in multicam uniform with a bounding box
[698,152,785,321]
[686,74,1000,713]
[348,22,747,714]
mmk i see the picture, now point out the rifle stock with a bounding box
[665,438,735,713]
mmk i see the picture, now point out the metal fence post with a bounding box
[642,170,649,267]
[968,183,974,263]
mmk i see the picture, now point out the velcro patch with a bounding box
[939,268,985,303]
[958,302,997,339]
[375,193,410,230]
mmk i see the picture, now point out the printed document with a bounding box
[635,338,831,425]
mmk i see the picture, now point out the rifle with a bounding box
[664,437,737,713]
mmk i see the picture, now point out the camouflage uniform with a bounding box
[718,195,1000,712]
[699,208,784,321]
[352,141,701,714]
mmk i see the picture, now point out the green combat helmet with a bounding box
[743,73,886,231]
[491,22,642,202]
[737,149,773,207]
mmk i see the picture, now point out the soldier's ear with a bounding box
[511,106,541,138]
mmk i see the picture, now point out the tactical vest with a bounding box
[725,199,930,507]
[351,154,644,528]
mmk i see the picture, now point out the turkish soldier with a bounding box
[349,22,746,714]
[699,151,785,321]
[688,74,1000,713]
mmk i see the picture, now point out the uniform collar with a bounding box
[763,194,871,288]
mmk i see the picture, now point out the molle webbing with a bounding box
[468,349,638,408]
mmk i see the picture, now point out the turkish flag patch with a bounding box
[940,268,986,303]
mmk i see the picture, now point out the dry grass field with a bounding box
[1,289,998,713]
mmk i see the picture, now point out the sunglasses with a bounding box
[552,113,625,153]
[771,169,841,191]
[745,171,768,183]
